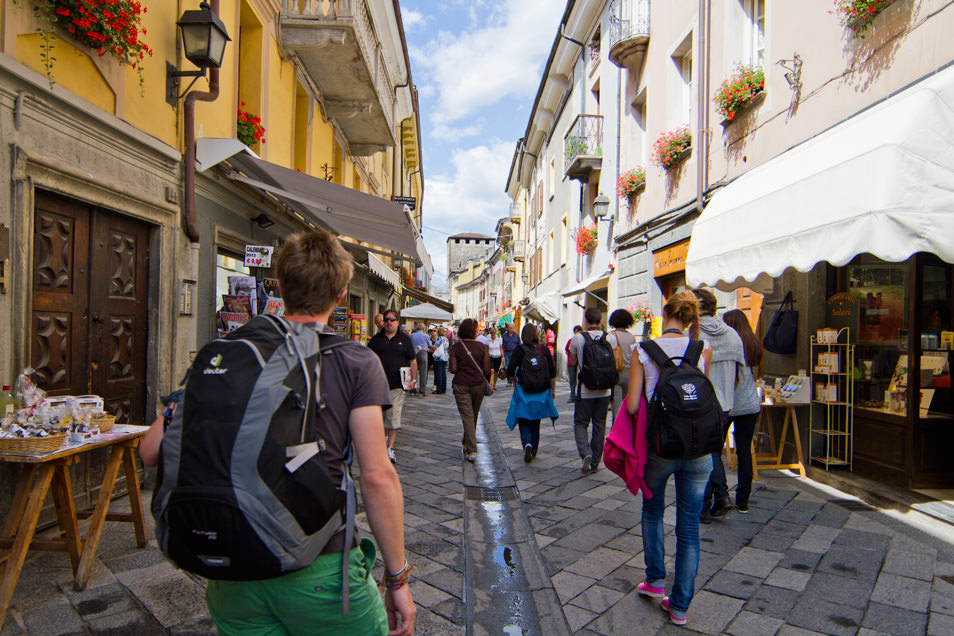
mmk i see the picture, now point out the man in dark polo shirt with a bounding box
[368,309,417,464]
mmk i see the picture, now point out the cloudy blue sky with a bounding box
[400,0,566,292]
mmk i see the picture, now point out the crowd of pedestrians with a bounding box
[145,228,766,633]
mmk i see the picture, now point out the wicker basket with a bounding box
[0,433,67,454]
[91,415,116,433]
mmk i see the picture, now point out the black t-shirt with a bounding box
[367,331,416,390]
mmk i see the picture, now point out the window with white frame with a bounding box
[745,0,766,67]
[671,32,693,128]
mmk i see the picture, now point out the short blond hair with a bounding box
[276,231,353,316]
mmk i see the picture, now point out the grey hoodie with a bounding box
[699,316,746,411]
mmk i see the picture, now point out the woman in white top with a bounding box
[625,291,713,628]
[487,329,503,390]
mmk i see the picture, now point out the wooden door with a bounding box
[736,287,764,336]
[31,191,150,425]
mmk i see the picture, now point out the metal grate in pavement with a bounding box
[831,499,877,511]
[464,485,518,501]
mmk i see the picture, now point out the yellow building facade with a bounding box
[0,0,426,436]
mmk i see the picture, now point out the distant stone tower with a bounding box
[446,233,496,276]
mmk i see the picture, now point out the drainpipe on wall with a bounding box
[695,0,711,218]
[182,0,222,243]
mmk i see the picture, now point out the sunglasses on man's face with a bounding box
[384,317,398,322]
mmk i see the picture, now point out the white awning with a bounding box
[400,303,453,321]
[196,139,429,266]
[524,292,560,323]
[686,64,954,289]
[367,252,401,288]
[563,268,612,296]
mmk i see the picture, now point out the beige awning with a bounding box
[197,139,429,267]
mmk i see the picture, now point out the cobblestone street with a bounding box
[3,382,954,635]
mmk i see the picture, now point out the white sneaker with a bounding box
[465,452,477,463]
[387,448,396,463]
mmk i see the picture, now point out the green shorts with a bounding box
[205,538,388,636]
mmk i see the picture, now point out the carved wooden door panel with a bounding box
[31,190,149,425]
[87,211,149,425]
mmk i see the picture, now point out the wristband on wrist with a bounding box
[381,561,416,591]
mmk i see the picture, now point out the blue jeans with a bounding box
[567,364,579,399]
[642,452,713,614]
[433,360,448,393]
[517,418,540,456]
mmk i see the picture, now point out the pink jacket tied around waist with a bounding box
[605,394,653,499]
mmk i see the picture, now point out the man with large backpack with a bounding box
[143,231,416,636]
[567,307,619,474]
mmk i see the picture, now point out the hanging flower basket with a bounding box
[832,0,897,37]
[573,225,598,256]
[14,0,154,91]
[652,126,692,171]
[617,167,646,200]
[237,102,267,147]
[714,63,765,124]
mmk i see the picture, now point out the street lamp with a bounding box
[166,1,231,106]
[593,193,611,218]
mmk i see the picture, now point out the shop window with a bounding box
[849,256,910,415]
[918,255,952,418]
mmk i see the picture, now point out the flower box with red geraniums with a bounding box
[573,225,598,256]
[237,103,266,147]
[617,167,646,200]
[832,0,896,37]
[714,63,765,124]
[652,126,692,172]
[14,0,153,91]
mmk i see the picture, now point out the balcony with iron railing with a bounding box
[280,0,397,155]
[564,114,603,182]
[608,0,651,71]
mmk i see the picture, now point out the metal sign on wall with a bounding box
[393,196,417,212]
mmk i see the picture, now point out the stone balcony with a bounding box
[280,0,397,155]
[608,0,651,72]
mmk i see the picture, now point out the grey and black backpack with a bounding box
[152,315,357,592]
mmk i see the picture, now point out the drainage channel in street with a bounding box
[461,408,571,636]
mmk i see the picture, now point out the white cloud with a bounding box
[401,8,426,31]
[413,0,564,126]
[421,141,514,278]
[430,123,481,142]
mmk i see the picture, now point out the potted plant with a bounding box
[627,300,654,339]
[617,167,646,201]
[573,225,598,256]
[237,102,267,147]
[713,63,765,124]
[832,0,896,37]
[13,0,153,90]
[652,126,692,171]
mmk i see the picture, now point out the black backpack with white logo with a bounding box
[640,339,724,460]
[579,331,619,390]
[152,315,356,583]
[518,344,551,394]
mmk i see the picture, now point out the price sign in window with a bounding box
[244,245,274,268]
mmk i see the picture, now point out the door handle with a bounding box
[92,313,103,323]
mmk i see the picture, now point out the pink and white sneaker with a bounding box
[661,597,688,626]
[636,581,665,598]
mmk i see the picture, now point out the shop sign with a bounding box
[393,196,417,214]
[245,245,274,268]
[826,293,859,342]
[653,238,690,277]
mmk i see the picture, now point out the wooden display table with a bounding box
[753,403,807,479]
[0,425,149,626]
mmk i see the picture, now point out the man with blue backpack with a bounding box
[144,231,416,636]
